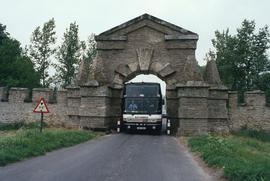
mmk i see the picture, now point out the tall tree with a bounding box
[206,20,270,91]
[55,22,82,87]
[0,24,40,89]
[0,23,9,45]
[29,18,56,87]
[85,33,96,65]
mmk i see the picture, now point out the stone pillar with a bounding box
[8,88,29,103]
[66,86,81,128]
[79,85,112,130]
[32,88,53,104]
[108,86,123,129]
[176,81,209,136]
[208,86,229,134]
[166,86,179,134]
[0,87,7,101]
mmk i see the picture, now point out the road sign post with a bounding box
[40,112,43,133]
[33,97,50,133]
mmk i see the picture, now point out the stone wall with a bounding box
[1,86,270,134]
[0,88,71,128]
[228,91,270,131]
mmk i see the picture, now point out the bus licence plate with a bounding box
[137,127,146,130]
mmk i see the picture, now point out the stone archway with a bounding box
[72,14,229,135]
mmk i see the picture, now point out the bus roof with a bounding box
[125,82,160,86]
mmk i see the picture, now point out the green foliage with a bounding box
[256,73,270,91]
[29,18,56,87]
[199,65,206,76]
[237,90,245,104]
[207,20,270,92]
[0,23,9,45]
[85,33,97,65]
[0,127,102,166]
[55,22,82,87]
[0,122,25,131]
[188,133,270,181]
[0,24,41,89]
[0,121,48,131]
[233,127,270,143]
[266,89,270,106]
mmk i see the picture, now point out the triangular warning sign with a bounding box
[33,97,50,113]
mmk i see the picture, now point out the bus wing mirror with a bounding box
[162,99,165,105]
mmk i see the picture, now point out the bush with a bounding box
[233,128,270,143]
[188,133,270,181]
[265,89,270,106]
[0,128,102,166]
[0,121,48,131]
[0,122,25,131]
[237,90,245,104]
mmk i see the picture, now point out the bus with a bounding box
[117,82,163,133]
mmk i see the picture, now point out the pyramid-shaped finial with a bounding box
[204,59,221,85]
[76,59,89,86]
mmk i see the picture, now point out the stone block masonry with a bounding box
[229,91,270,131]
[0,87,270,134]
[0,88,69,128]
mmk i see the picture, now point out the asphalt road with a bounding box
[0,133,213,181]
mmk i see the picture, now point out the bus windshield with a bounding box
[124,98,161,114]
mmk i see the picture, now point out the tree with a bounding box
[0,23,9,45]
[256,73,270,91]
[29,18,56,87]
[85,33,97,65]
[207,20,270,91]
[0,24,40,89]
[55,22,82,87]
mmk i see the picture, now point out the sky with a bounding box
[1,0,269,93]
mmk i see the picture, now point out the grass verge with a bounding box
[188,130,270,181]
[0,123,103,166]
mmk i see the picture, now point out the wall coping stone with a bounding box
[245,90,265,94]
[95,36,127,41]
[65,86,80,89]
[10,87,28,91]
[176,81,210,88]
[57,89,67,92]
[32,88,52,92]
[165,35,198,40]
[108,84,124,90]
[209,85,228,91]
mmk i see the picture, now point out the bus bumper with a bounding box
[123,122,162,131]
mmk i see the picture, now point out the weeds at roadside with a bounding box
[188,130,270,181]
[0,123,103,166]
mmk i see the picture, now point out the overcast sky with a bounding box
[1,0,269,93]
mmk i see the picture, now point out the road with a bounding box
[0,134,214,181]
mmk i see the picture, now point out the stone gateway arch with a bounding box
[72,14,229,135]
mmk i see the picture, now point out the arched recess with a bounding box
[113,60,177,88]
